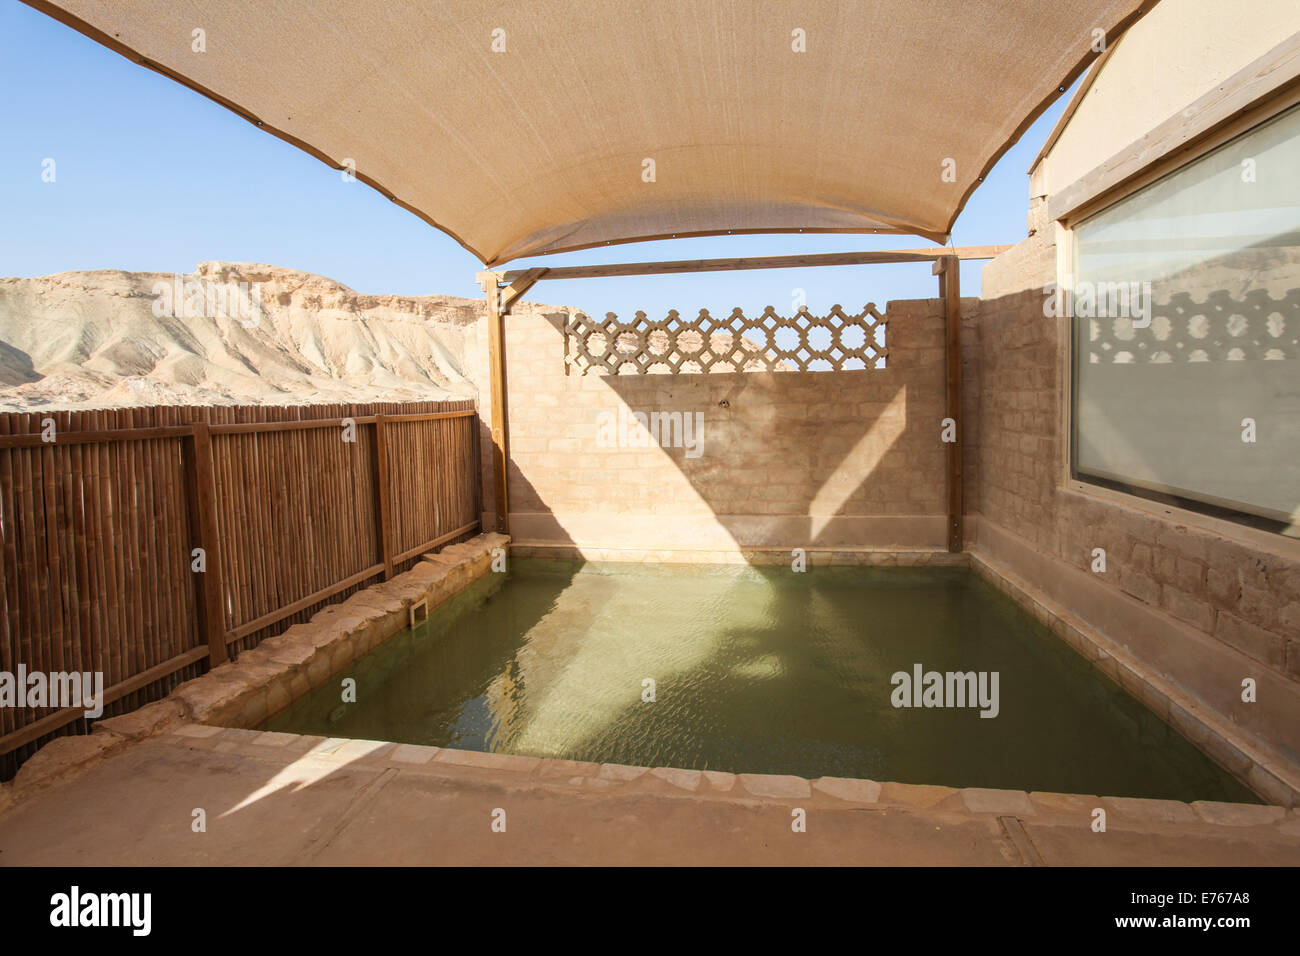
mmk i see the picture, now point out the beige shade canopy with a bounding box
[31,0,1151,265]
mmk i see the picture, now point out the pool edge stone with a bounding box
[435,749,540,773]
[959,787,1035,816]
[1191,800,1288,826]
[390,743,441,765]
[599,763,650,782]
[650,767,704,792]
[878,781,960,809]
[1028,790,1099,817]
[812,776,883,804]
[1100,795,1198,825]
[738,773,812,799]
[157,532,510,738]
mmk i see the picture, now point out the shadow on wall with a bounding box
[500,298,969,556]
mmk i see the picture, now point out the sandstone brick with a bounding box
[1028,791,1099,816]
[1160,586,1216,632]
[878,781,958,808]
[1280,602,1300,638]
[598,763,649,782]
[1206,566,1240,608]
[1287,641,1300,681]
[535,758,600,778]
[1117,567,1160,606]
[1215,612,1285,670]
[1191,801,1286,826]
[650,767,704,791]
[434,749,539,772]
[812,776,882,804]
[960,787,1034,816]
[1152,549,1177,584]
[171,670,257,723]
[1154,524,1211,563]
[702,770,737,792]
[1101,796,1197,824]
[1173,557,1207,592]
[1128,542,1154,572]
[739,773,811,799]
[92,699,185,740]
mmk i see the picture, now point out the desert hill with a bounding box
[0,262,485,411]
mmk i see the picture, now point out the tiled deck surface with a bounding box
[1,725,1298,866]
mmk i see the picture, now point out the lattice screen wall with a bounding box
[564,305,887,374]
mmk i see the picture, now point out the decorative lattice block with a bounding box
[564,305,887,374]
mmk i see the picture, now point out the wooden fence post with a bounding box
[184,422,228,665]
[470,405,483,526]
[373,413,394,579]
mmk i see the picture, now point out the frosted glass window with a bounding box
[1072,104,1300,534]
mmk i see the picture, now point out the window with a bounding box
[1071,103,1300,535]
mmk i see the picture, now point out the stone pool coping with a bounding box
[159,724,1293,831]
[1,535,1291,843]
[970,551,1300,809]
[4,719,1297,866]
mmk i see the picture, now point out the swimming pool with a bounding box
[263,559,1258,803]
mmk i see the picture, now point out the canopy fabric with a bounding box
[31,0,1152,265]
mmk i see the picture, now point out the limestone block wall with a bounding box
[973,212,1300,799]
[473,296,978,553]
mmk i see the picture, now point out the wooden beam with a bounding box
[936,256,964,553]
[226,562,386,641]
[210,416,376,435]
[379,410,476,423]
[392,519,483,566]
[186,422,228,665]
[481,277,510,533]
[0,645,211,755]
[0,424,193,448]
[500,266,549,312]
[494,246,1012,284]
[211,409,473,433]
[0,411,475,449]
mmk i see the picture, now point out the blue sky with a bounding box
[0,0,1076,318]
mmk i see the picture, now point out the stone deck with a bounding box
[0,725,1297,866]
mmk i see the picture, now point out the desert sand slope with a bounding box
[0,262,485,411]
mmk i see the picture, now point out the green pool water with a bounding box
[263,559,1259,802]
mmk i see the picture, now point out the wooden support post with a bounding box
[474,267,547,536]
[184,422,228,665]
[482,277,510,534]
[373,413,394,579]
[935,256,964,552]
